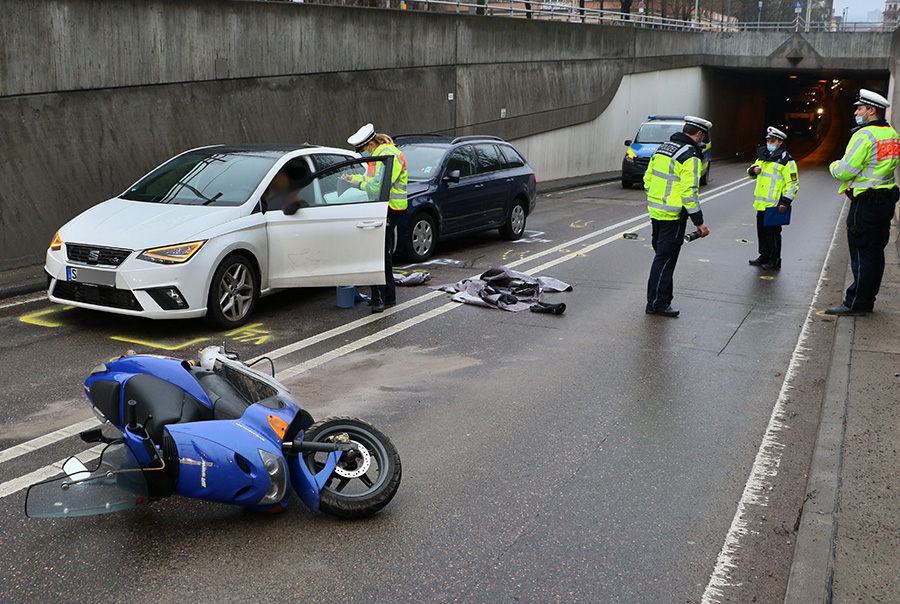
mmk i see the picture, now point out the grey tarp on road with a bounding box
[431,266,571,312]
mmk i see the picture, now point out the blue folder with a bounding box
[763,205,791,227]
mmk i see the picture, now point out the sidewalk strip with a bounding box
[700,194,847,604]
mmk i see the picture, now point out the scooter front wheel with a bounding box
[303,417,401,519]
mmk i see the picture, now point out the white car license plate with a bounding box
[66,266,116,287]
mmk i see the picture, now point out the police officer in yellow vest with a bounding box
[346,123,408,313]
[825,89,900,316]
[644,116,711,317]
[747,126,798,270]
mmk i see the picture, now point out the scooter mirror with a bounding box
[62,457,91,482]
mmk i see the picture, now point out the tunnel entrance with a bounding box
[705,67,890,166]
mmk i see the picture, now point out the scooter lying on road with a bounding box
[25,346,401,519]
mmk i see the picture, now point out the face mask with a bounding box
[766,143,778,153]
[360,150,371,157]
[855,115,867,126]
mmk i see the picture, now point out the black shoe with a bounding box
[761,261,781,270]
[645,306,680,317]
[385,300,396,307]
[530,302,566,315]
[824,305,868,316]
[748,257,764,266]
[371,303,385,313]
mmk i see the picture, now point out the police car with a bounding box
[621,115,712,189]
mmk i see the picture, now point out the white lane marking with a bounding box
[700,195,847,603]
[0,292,46,311]
[1,175,754,497]
[0,418,101,465]
[0,445,104,500]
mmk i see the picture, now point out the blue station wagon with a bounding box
[394,135,537,262]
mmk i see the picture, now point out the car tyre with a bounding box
[499,200,527,241]
[205,253,258,329]
[404,213,436,263]
[621,179,633,189]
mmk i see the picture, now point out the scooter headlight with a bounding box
[257,449,287,506]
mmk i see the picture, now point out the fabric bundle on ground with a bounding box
[432,266,571,312]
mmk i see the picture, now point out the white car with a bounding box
[45,144,395,328]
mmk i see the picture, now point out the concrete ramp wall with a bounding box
[0,0,893,270]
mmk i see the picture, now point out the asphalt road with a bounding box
[0,154,852,603]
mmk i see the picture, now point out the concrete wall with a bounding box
[0,0,893,270]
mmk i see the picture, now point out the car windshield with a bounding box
[398,145,448,181]
[121,150,279,206]
[634,123,683,144]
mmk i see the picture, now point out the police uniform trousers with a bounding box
[647,211,688,311]
[371,209,403,306]
[756,210,782,266]
[843,190,897,311]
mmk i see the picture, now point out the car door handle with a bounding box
[474,184,484,189]
[506,178,515,182]
[356,220,384,229]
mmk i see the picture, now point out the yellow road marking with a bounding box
[20,307,74,327]
[110,336,210,351]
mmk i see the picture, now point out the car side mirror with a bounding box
[624,140,632,146]
[444,170,461,184]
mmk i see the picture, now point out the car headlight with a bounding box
[137,241,205,264]
[50,231,62,251]
[257,449,288,506]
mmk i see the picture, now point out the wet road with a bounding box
[0,152,854,603]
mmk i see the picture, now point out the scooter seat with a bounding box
[122,374,213,444]
[190,370,253,421]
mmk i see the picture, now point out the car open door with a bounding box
[265,156,393,288]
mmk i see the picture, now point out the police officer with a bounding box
[747,126,798,270]
[826,89,900,316]
[346,123,408,313]
[644,116,711,317]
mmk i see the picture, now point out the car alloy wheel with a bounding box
[207,254,258,329]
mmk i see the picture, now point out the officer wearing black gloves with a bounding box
[643,116,711,317]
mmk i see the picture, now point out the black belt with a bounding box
[848,187,900,205]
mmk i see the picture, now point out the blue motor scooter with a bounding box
[25,346,401,519]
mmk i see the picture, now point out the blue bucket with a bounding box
[336,286,357,308]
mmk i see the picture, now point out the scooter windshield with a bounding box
[25,442,150,518]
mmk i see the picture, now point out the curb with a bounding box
[782,312,853,603]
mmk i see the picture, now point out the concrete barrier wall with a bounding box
[0,0,893,270]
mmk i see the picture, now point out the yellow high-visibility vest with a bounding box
[644,140,702,221]
[830,122,900,194]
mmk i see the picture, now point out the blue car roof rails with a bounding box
[450,135,503,144]
[647,115,686,121]
[393,133,444,141]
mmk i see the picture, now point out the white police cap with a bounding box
[854,89,890,110]
[684,115,712,132]
[766,126,787,141]
[347,123,376,150]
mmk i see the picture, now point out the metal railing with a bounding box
[303,0,895,33]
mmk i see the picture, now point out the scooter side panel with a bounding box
[164,406,294,510]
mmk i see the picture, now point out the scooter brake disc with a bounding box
[334,441,371,479]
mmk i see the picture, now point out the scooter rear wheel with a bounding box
[303,417,401,519]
